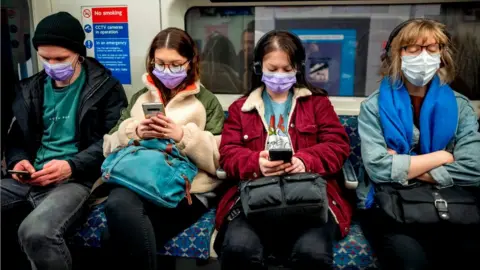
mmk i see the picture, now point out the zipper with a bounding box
[78,76,110,127]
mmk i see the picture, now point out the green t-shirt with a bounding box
[34,68,85,170]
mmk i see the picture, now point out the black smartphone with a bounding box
[8,170,31,179]
[269,148,293,163]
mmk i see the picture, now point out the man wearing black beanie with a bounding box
[1,11,128,270]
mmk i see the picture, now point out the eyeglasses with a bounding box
[153,60,189,73]
[401,43,443,55]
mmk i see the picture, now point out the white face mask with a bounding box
[401,50,441,87]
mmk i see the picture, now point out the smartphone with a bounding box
[269,148,293,163]
[8,170,31,179]
[142,103,165,118]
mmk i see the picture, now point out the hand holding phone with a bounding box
[9,160,35,181]
[259,150,290,177]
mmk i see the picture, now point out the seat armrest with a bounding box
[342,159,358,189]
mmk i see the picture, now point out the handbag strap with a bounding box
[433,191,449,221]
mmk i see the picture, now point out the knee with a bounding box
[378,234,428,270]
[104,188,142,222]
[18,218,55,254]
[291,244,333,269]
[221,233,263,265]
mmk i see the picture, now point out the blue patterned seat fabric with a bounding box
[68,203,216,260]
[68,115,378,268]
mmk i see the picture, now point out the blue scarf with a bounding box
[364,75,457,209]
[379,75,458,155]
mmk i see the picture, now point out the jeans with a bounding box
[1,178,90,270]
[103,186,208,270]
[218,213,337,270]
[360,208,480,270]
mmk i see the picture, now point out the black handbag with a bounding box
[239,173,328,225]
[374,182,480,225]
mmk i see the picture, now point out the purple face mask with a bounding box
[43,61,75,81]
[261,71,297,93]
[152,65,187,89]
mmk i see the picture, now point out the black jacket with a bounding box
[6,57,128,186]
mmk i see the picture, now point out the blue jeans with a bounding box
[1,178,90,270]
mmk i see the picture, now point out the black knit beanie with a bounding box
[32,12,86,56]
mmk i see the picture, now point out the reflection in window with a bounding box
[185,3,480,99]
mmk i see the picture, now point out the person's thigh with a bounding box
[1,178,33,270]
[289,215,337,270]
[104,186,157,270]
[428,224,480,270]
[148,195,208,246]
[1,178,31,210]
[360,209,429,270]
[17,182,90,259]
[220,214,266,270]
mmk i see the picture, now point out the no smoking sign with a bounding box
[83,9,91,18]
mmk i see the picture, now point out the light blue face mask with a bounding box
[401,50,441,86]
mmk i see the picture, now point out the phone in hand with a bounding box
[269,148,293,163]
[142,103,165,118]
[8,170,31,179]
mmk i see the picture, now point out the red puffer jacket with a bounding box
[216,87,353,238]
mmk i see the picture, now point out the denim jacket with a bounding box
[356,90,480,208]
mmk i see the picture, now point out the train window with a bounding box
[185,3,480,100]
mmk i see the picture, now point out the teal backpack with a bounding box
[101,138,198,208]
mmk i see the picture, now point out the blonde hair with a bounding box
[380,19,456,84]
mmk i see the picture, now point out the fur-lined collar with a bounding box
[142,73,201,103]
[241,86,312,112]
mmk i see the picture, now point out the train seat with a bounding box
[68,115,378,269]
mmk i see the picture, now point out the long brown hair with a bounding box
[248,30,327,96]
[146,27,200,103]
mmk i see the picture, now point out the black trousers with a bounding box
[217,213,338,270]
[103,186,208,270]
[360,208,480,270]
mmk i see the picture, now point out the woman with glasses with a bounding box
[358,19,480,270]
[101,27,225,270]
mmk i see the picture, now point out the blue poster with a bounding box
[92,23,131,84]
[291,29,356,96]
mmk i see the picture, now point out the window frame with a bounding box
[183,2,480,115]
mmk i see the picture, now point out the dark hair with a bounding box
[146,27,199,102]
[248,30,327,96]
[202,32,237,67]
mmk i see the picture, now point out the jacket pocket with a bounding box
[296,124,317,146]
[242,131,263,149]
